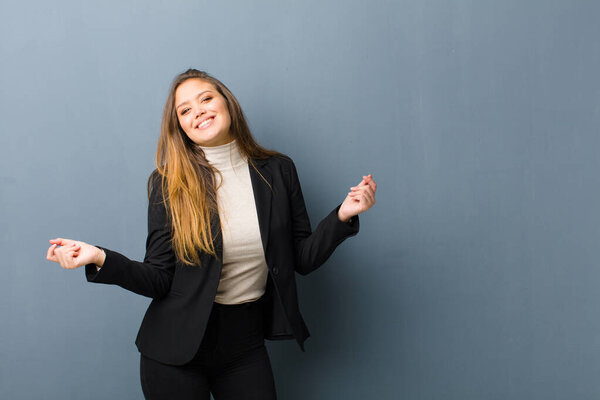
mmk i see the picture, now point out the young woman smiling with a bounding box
[47,69,377,400]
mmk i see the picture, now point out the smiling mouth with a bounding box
[196,117,214,129]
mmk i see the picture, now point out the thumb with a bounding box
[49,238,73,246]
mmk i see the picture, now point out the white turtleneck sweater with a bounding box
[200,140,269,305]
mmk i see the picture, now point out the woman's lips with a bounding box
[196,117,214,129]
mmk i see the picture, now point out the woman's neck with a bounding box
[199,139,246,171]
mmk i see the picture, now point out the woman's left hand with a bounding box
[338,174,377,222]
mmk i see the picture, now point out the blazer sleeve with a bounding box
[286,159,360,275]
[84,171,176,299]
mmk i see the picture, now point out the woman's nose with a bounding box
[195,107,206,118]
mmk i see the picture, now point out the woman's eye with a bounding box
[180,108,190,115]
[202,97,212,103]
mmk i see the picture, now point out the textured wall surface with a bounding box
[1,0,599,398]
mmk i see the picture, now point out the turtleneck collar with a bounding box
[199,139,246,171]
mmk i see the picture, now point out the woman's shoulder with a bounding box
[258,152,296,170]
[146,169,166,201]
[147,168,161,187]
[256,153,304,189]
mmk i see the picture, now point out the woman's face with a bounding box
[174,78,232,147]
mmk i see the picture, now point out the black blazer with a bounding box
[85,155,359,365]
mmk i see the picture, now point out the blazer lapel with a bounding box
[248,158,272,254]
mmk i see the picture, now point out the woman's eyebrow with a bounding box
[176,90,212,110]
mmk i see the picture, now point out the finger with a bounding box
[361,174,374,184]
[46,244,58,262]
[49,238,72,247]
[366,178,377,191]
[352,185,370,194]
[362,188,375,205]
[356,174,375,188]
[351,186,373,205]
[352,193,369,206]
[55,246,79,258]
[358,183,374,198]
[351,176,367,187]
[46,244,55,259]
[52,238,80,249]
[363,184,375,197]
[361,174,375,187]
[351,182,371,191]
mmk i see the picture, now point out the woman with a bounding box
[47,69,377,399]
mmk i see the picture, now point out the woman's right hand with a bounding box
[46,238,105,270]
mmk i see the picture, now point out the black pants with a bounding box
[140,297,277,399]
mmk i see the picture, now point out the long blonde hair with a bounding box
[152,69,278,266]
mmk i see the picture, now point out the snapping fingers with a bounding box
[46,244,58,262]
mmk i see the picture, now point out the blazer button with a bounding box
[272,267,279,275]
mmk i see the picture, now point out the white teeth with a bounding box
[198,117,213,128]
